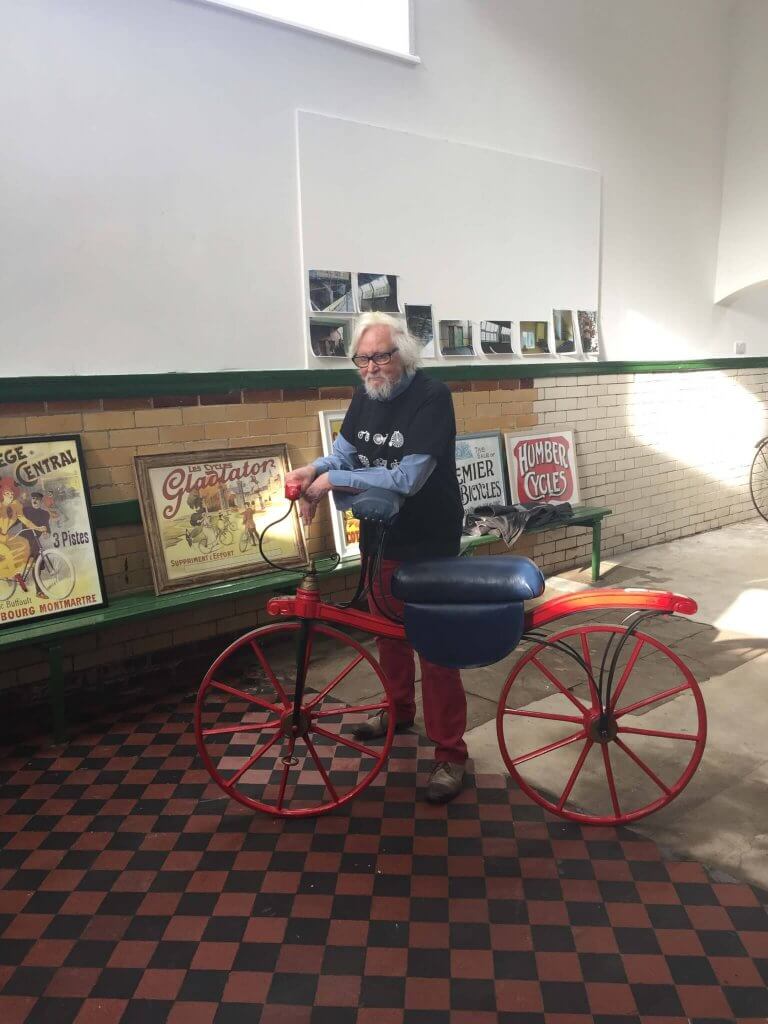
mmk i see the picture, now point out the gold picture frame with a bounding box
[134,444,308,595]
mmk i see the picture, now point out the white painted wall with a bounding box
[711,0,768,357]
[715,0,768,303]
[0,0,735,375]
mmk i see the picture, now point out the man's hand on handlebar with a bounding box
[298,473,333,526]
[285,465,317,498]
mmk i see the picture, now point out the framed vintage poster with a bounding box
[455,431,510,516]
[318,410,360,560]
[503,428,581,506]
[134,445,308,595]
[0,434,107,629]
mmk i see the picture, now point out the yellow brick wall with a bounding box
[0,379,537,697]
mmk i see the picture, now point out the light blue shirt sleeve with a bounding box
[327,453,435,498]
[312,433,358,475]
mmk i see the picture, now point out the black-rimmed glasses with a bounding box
[351,348,399,369]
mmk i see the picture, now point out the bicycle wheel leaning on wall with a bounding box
[749,436,768,522]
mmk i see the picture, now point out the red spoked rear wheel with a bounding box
[196,621,394,817]
[496,623,707,825]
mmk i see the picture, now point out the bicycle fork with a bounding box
[276,618,314,767]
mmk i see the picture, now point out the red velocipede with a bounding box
[196,485,706,825]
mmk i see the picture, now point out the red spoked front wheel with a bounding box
[196,621,394,817]
[496,623,707,825]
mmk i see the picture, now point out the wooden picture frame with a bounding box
[134,444,308,595]
[318,410,360,560]
[0,434,107,629]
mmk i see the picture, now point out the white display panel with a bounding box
[298,112,600,367]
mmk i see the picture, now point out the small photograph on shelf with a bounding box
[309,317,353,359]
[553,309,576,354]
[519,320,550,357]
[577,310,599,356]
[307,270,355,313]
[357,273,400,313]
[439,320,474,357]
[480,320,514,355]
[404,304,436,358]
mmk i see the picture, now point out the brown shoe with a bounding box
[352,710,414,741]
[425,761,465,804]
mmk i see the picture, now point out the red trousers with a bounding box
[368,559,468,765]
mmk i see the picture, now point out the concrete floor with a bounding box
[467,519,768,892]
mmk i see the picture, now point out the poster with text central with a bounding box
[0,435,106,629]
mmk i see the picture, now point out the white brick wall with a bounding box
[530,368,767,574]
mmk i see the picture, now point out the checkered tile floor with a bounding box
[1,690,767,1024]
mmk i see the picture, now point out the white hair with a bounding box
[350,312,422,373]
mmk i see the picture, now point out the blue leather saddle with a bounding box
[392,556,545,669]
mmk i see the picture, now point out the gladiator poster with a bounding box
[0,435,106,629]
[134,445,308,595]
[318,410,360,560]
[504,429,581,506]
[455,432,510,515]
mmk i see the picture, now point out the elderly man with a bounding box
[286,312,467,803]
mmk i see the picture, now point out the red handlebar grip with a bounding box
[285,481,302,501]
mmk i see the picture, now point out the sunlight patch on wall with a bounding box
[628,370,764,487]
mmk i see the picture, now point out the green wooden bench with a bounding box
[0,499,611,741]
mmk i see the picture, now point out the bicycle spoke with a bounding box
[225,729,282,788]
[306,653,365,709]
[503,708,583,724]
[304,735,340,803]
[511,728,586,767]
[249,641,290,706]
[302,625,315,676]
[311,724,379,760]
[614,737,672,795]
[202,721,279,738]
[600,743,621,818]
[530,656,588,713]
[608,637,645,711]
[210,679,282,715]
[614,682,690,718]
[618,724,698,741]
[557,738,593,810]
[312,700,388,720]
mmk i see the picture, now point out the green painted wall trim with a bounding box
[3,357,768,402]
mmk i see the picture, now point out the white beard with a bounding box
[363,375,398,400]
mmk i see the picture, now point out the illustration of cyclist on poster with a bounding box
[0,435,106,628]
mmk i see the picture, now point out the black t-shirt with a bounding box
[340,371,463,561]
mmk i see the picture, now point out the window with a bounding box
[198,0,414,60]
